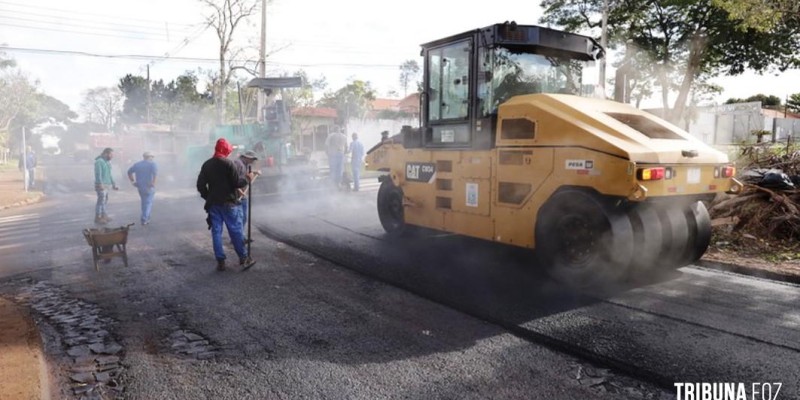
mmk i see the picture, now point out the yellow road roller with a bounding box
[365,22,743,287]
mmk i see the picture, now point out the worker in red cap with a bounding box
[196,138,257,271]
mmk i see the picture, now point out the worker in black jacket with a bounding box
[197,138,256,271]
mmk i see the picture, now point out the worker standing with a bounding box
[348,133,365,192]
[325,128,348,190]
[233,150,261,240]
[18,146,36,189]
[196,138,257,271]
[127,152,158,226]
[94,148,118,225]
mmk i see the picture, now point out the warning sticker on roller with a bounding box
[466,183,478,207]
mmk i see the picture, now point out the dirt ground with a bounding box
[0,165,44,210]
[0,164,47,400]
[703,229,800,281]
[704,248,800,279]
[0,298,50,400]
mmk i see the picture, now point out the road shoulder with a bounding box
[0,297,51,400]
[0,166,44,210]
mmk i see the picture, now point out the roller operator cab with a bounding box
[365,22,744,288]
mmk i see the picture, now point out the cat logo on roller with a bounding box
[405,162,436,183]
[365,22,743,289]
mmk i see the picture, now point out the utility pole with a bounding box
[257,0,267,122]
[599,0,609,96]
[146,64,152,124]
[21,127,27,192]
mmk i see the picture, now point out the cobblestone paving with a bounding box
[12,280,125,400]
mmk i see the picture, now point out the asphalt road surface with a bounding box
[253,176,800,398]
[0,158,796,399]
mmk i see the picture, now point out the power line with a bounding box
[272,37,411,49]
[0,22,172,41]
[0,7,197,36]
[0,15,171,38]
[0,0,195,28]
[1,46,215,62]
[276,60,398,69]
[0,5,413,58]
[0,45,401,69]
[0,2,410,54]
[1,18,406,57]
[268,40,411,54]
[0,9,202,43]
[153,22,214,66]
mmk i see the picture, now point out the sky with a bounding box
[1,0,799,119]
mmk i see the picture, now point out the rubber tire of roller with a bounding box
[535,190,634,288]
[681,201,712,265]
[377,179,408,237]
[656,206,690,269]
[627,204,664,274]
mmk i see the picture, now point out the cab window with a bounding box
[428,40,471,122]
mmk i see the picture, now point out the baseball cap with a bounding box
[241,150,259,160]
[143,151,154,158]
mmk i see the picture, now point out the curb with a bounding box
[695,259,800,285]
[0,193,44,211]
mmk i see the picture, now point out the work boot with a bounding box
[95,215,106,225]
[216,260,226,272]
[239,256,256,271]
[102,214,112,223]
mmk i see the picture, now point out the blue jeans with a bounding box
[95,189,108,217]
[208,204,247,262]
[351,163,362,191]
[329,153,344,187]
[138,187,155,223]
[26,168,35,187]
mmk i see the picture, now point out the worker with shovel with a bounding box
[233,150,261,243]
[196,138,257,272]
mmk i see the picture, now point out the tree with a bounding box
[117,71,212,130]
[81,87,123,131]
[610,41,656,106]
[540,0,800,123]
[0,53,76,152]
[787,93,800,114]
[398,60,420,97]
[57,121,105,155]
[264,70,328,146]
[20,93,77,153]
[36,93,77,123]
[712,0,797,31]
[165,72,213,130]
[0,52,78,155]
[319,80,377,126]
[725,93,782,107]
[376,109,413,120]
[280,70,327,110]
[200,0,261,124]
[118,74,150,124]
[0,56,36,149]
